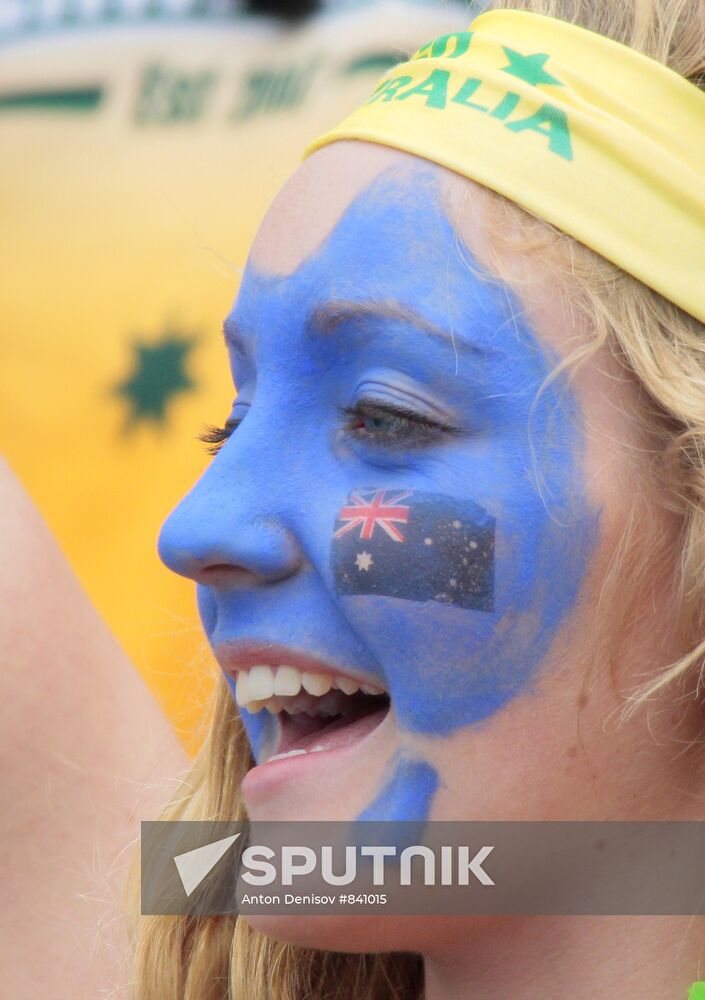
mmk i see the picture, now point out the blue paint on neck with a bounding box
[357,756,440,822]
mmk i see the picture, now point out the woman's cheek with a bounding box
[330,475,599,736]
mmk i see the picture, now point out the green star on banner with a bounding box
[501,47,563,87]
[114,332,197,428]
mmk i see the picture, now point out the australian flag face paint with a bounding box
[333,489,495,612]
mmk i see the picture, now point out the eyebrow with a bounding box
[308,299,487,357]
[222,298,491,358]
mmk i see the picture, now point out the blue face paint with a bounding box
[357,756,439,823]
[159,161,599,820]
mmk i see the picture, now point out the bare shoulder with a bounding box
[0,459,188,999]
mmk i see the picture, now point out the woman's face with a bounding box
[159,143,663,825]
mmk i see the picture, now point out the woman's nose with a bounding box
[158,460,304,588]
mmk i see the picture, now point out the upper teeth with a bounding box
[234,664,385,714]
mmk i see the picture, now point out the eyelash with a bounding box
[339,400,454,447]
[199,419,241,456]
[199,400,454,456]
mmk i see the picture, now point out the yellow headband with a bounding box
[305,9,705,325]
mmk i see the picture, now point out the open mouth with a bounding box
[233,664,391,763]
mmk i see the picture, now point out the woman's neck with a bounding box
[423,915,705,1000]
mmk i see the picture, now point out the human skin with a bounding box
[0,460,187,1000]
[158,143,705,997]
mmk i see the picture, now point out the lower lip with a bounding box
[241,705,390,802]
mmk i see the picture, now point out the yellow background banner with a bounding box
[0,1,467,751]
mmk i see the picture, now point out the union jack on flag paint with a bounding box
[332,488,495,611]
[334,489,412,543]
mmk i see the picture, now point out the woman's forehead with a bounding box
[232,151,518,363]
[247,142,451,277]
[238,141,588,374]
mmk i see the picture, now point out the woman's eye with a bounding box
[199,418,242,456]
[200,401,454,455]
[340,400,454,447]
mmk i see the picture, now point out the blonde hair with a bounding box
[131,1,705,996]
